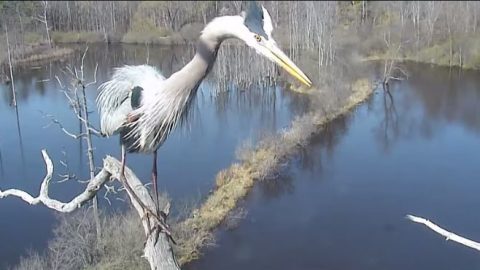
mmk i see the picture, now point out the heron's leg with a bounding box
[119,146,173,240]
[120,145,145,207]
[120,145,127,179]
[152,150,160,216]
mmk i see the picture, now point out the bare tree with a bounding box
[35,1,52,48]
[5,24,17,107]
[53,47,102,239]
[381,27,408,86]
[424,1,440,47]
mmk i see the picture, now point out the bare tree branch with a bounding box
[0,150,109,212]
[406,214,480,252]
[84,62,98,88]
[0,150,181,270]
[41,112,85,139]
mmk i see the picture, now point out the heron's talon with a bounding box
[159,210,167,220]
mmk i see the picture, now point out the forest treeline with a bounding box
[2,1,480,69]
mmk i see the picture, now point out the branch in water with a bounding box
[406,214,480,252]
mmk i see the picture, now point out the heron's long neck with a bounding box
[171,37,220,91]
[164,16,240,95]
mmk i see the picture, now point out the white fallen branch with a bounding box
[0,149,180,270]
[0,150,109,212]
[406,214,480,252]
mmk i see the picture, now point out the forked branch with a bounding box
[0,150,109,212]
[0,150,180,270]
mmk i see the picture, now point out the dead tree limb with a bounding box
[407,214,480,252]
[0,150,107,212]
[54,47,102,239]
[0,150,181,270]
[5,25,17,107]
[105,157,180,270]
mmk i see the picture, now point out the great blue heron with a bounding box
[96,1,312,236]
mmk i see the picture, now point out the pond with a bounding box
[0,44,308,268]
[187,63,480,270]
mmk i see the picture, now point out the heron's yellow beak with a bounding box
[267,44,313,88]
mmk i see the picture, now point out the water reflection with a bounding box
[0,141,4,180]
[375,84,400,153]
[256,111,354,201]
[14,104,26,170]
[188,62,480,270]
[368,62,480,152]
[257,174,295,200]
[289,114,351,191]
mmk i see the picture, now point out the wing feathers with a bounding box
[96,65,164,136]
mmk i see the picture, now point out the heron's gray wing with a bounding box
[96,75,131,136]
[106,99,132,135]
[96,65,164,136]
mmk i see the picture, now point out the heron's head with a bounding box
[238,2,312,87]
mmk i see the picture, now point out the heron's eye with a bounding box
[254,34,262,42]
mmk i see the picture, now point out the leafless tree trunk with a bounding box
[425,1,439,47]
[15,4,25,57]
[5,25,17,107]
[382,30,408,86]
[54,47,102,239]
[79,48,102,240]
[36,1,52,48]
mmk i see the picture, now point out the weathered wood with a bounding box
[0,150,109,212]
[0,149,180,270]
[104,156,180,270]
[407,214,480,252]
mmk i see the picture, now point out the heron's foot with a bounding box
[142,208,176,245]
[127,112,140,123]
[150,223,176,246]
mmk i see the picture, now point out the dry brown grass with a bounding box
[174,78,373,265]
[13,48,74,66]
[51,32,105,44]
[12,207,149,270]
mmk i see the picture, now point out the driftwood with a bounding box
[407,214,480,252]
[0,149,180,270]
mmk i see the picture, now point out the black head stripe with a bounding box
[244,1,268,39]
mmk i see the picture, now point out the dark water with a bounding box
[0,44,307,267]
[187,64,480,270]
